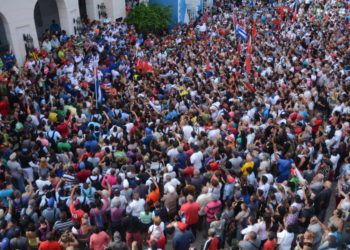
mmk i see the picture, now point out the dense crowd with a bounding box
[0,0,349,249]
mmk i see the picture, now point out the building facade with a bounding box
[0,0,126,65]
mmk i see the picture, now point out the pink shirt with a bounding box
[89,231,109,250]
[102,174,117,187]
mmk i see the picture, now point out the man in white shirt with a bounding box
[277,225,294,250]
[126,192,145,218]
[190,145,203,171]
[164,175,181,194]
[182,124,194,142]
[167,143,179,162]
[111,189,128,210]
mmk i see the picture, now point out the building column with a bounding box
[85,0,98,20]
[59,0,80,36]
[106,0,126,21]
[85,0,126,21]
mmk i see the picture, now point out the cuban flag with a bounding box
[236,24,248,42]
[94,66,103,104]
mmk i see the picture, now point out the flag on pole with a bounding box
[135,59,154,73]
[292,8,298,23]
[237,41,242,55]
[235,24,248,41]
[244,56,252,74]
[247,36,253,55]
[94,65,102,106]
[251,21,257,39]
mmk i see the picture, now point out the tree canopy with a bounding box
[125,3,172,35]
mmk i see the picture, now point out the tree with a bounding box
[125,3,171,35]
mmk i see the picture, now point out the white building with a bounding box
[0,0,126,65]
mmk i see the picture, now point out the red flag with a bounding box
[251,22,257,39]
[245,82,256,93]
[143,61,154,72]
[237,42,242,55]
[244,56,252,74]
[136,59,153,73]
[247,37,253,55]
[135,59,142,71]
[292,8,298,23]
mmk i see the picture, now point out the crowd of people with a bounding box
[0,0,349,249]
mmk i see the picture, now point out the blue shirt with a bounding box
[277,158,293,182]
[84,140,98,153]
[173,230,194,250]
[0,189,13,207]
[176,152,188,169]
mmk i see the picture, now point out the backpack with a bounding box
[81,188,93,211]
[89,176,102,190]
[57,196,68,211]
[12,198,24,218]
[20,210,35,228]
[47,131,57,149]
[82,187,93,201]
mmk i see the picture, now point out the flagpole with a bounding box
[94,63,98,109]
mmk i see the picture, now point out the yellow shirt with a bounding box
[48,112,58,122]
[241,161,254,176]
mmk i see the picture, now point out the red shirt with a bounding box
[69,202,85,223]
[263,239,277,250]
[38,240,61,250]
[180,202,200,225]
[182,166,194,176]
[312,119,323,133]
[207,237,220,250]
[0,100,10,116]
[57,123,69,138]
[76,169,91,183]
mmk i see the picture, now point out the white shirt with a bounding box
[241,223,259,236]
[190,151,203,170]
[35,179,51,191]
[258,183,270,199]
[167,148,179,161]
[182,125,194,141]
[126,198,145,218]
[164,178,181,193]
[277,230,294,250]
[111,195,128,210]
[330,154,340,171]
[208,128,220,141]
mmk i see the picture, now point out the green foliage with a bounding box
[125,3,171,35]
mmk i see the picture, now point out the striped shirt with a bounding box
[53,219,74,233]
[62,173,77,187]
